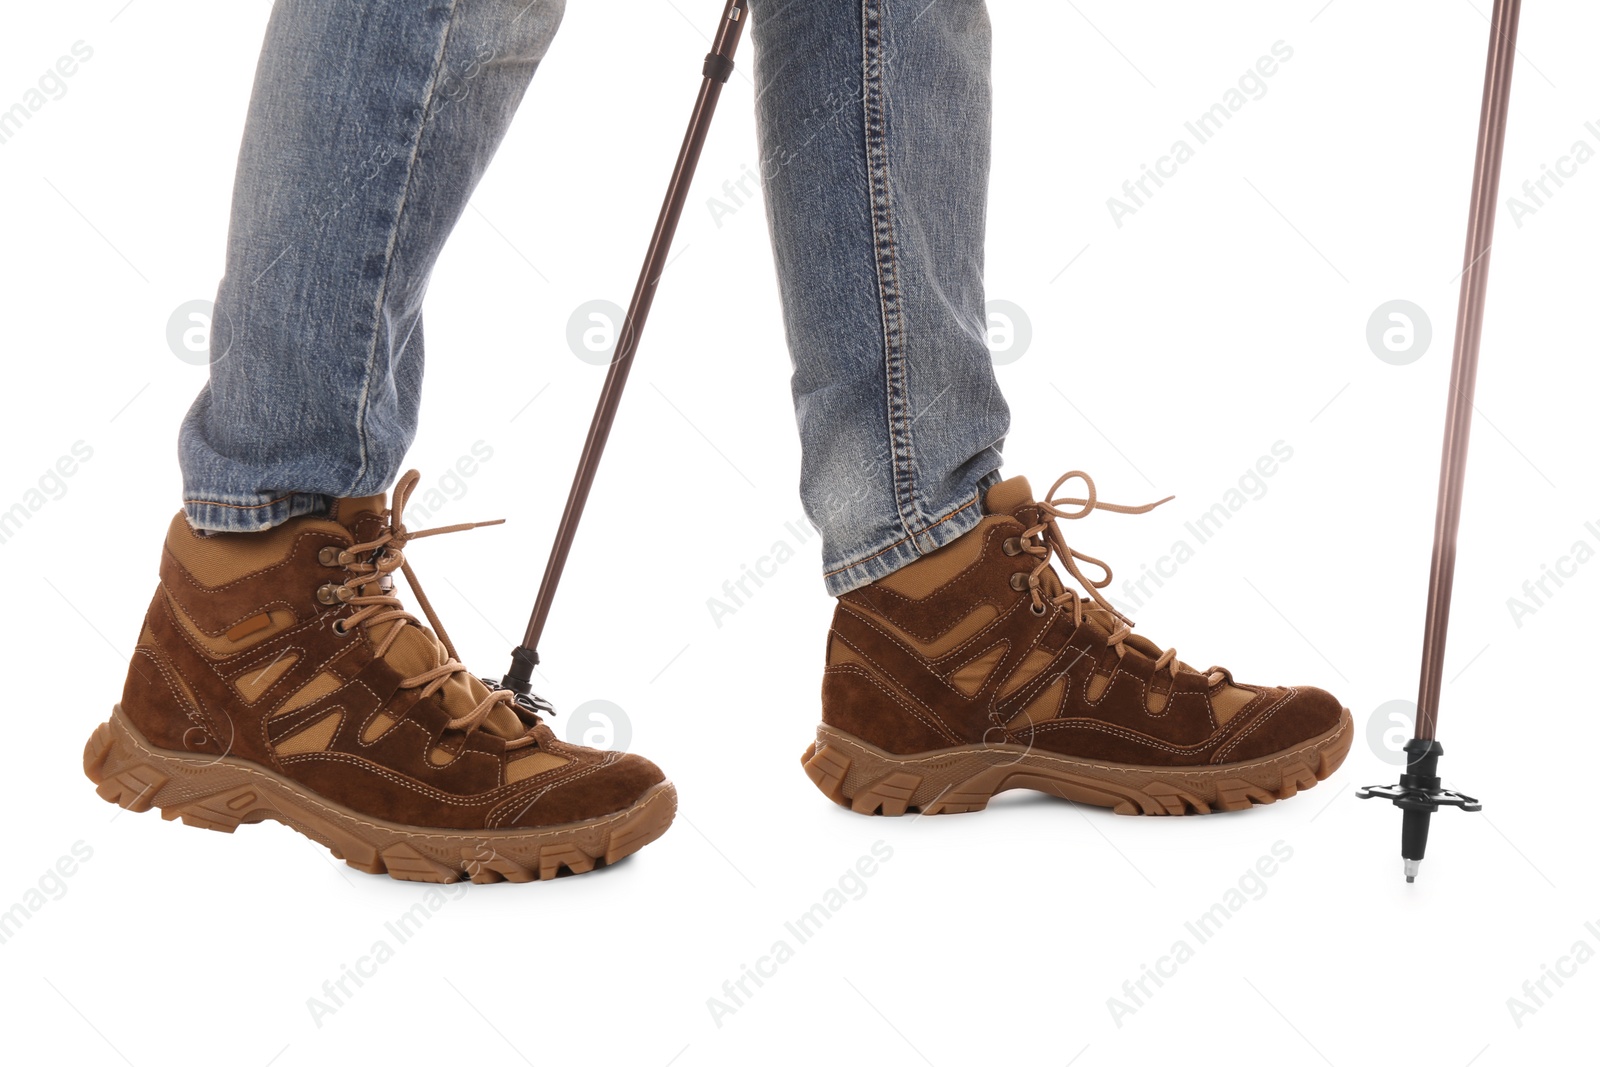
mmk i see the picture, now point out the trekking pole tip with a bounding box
[1358,739,1480,883]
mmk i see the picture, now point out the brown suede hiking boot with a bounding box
[803,472,1353,816]
[85,471,674,882]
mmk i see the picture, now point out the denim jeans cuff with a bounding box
[183,491,330,534]
[822,471,1000,597]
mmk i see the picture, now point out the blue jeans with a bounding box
[179,0,1008,595]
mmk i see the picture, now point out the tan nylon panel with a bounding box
[1006,675,1067,730]
[950,645,1006,696]
[273,670,343,717]
[507,751,569,783]
[836,603,999,661]
[362,711,397,742]
[998,648,1055,698]
[165,511,348,587]
[164,591,297,658]
[275,710,342,755]
[1210,683,1257,725]
[873,516,1008,598]
[234,653,299,703]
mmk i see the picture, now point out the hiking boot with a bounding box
[84,470,674,881]
[802,472,1353,816]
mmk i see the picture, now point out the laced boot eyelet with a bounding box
[1030,602,1048,616]
[316,582,353,606]
[318,545,354,567]
[331,619,349,636]
[1002,537,1022,556]
[1008,571,1030,592]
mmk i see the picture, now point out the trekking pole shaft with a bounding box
[1415,0,1520,740]
[504,0,748,693]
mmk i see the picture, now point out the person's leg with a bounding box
[179,0,566,532]
[749,3,1355,815]
[749,0,1009,595]
[90,0,679,882]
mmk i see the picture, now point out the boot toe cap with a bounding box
[1223,684,1346,763]
[505,751,667,828]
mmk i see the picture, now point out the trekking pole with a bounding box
[498,0,749,701]
[1356,0,1520,879]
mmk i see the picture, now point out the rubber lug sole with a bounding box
[801,708,1353,817]
[84,706,675,882]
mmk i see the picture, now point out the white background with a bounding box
[3,1,1597,1064]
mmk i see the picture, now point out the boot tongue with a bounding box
[383,625,523,739]
[984,475,1034,515]
[329,493,525,741]
[987,475,1068,600]
[990,473,1140,636]
[327,494,388,531]
[987,473,1203,676]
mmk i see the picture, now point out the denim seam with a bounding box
[182,493,302,511]
[860,0,924,551]
[821,487,983,579]
[349,0,464,494]
[184,493,328,534]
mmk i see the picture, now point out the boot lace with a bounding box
[1019,471,1225,685]
[324,471,540,749]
